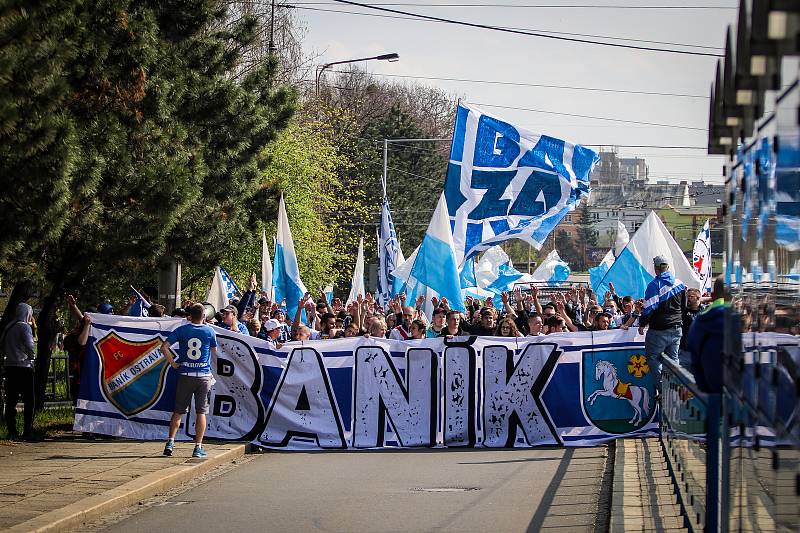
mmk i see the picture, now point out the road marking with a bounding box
[410,487,481,492]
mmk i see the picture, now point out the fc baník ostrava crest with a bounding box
[582,349,656,433]
[96,332,168,417]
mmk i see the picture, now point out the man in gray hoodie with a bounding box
[2,303,36,439]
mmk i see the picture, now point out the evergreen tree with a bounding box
[555,230,581,271]
[0,0,80,261]
[576,200,598,271]
[1,0,296,406]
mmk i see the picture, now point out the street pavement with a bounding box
[0,438,247,532]
[102,446,611,533]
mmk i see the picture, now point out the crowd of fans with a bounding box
[119,272,708,352]
[3,261,721,439]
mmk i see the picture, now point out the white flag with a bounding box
[261,229,274,301]
[692,220,712,294]
[346,237,365,306]
[205,266,229,313]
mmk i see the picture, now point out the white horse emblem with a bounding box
[587,360,651,425]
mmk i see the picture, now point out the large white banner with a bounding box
[75,315,658,448]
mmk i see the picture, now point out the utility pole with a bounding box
[269,0,276,55]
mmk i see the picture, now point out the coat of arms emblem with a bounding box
[582,349,656,433]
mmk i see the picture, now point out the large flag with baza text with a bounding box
[445,102,598,264]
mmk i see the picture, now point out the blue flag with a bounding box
[377,197,404,306]
[445,101,598,264]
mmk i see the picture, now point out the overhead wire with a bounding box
[290,2,735,9]
[291,5,723,51]
[470,102,707,130]
[326,70,710,98]
[326,0,724,57]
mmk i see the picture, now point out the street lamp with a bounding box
[315,53,399,96]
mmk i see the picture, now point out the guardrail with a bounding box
[660,357,721,532]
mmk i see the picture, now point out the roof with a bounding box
[587,183,687,209]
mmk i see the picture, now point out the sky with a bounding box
[291,1,738,185]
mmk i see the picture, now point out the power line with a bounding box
[293,6,723,50]
[291,2,735,9]
[387,139,714,150]
[327,69,709,98]
[471,101,707,131]
[327,0,724,57]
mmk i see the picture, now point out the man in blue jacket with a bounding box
[686,275,726,394]
[638,256,686,392]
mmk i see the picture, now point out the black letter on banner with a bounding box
[186,334,263,442]
[353,346,437,448]
[482,342,561,447]
[443,341,477,447]
[213,395,236,417]
[217,358,234,377]
[260,347,345,449]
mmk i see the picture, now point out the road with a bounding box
[103,446,610,533]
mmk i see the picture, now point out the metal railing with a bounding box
[660,358,721,532]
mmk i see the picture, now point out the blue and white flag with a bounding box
[459,256,492,299]
[474,246,529,295]
[589,220,629,292]
[532,250,571,286]
[323,283,334,305]
[594,211,701,301]
[377,197,405,306]
[394,194,466,312]
[127,286,151,317]
[206,266,239,313]
[219,266,240,301]
[445,102,598,264]
[273,195,308,321]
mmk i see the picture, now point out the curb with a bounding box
[7,443,251,533]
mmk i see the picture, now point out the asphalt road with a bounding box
[103,446,609,533]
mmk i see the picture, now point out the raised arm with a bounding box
[502,292,517,319]
[66,294,83,322]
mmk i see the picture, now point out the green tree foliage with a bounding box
[575,199,598,271]
[555,230,581,271]
[0,1,79,262]
[0,0,296,405]
[314,70,456,263]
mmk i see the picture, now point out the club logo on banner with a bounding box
[96,332,167,417]
[582,349,655,433]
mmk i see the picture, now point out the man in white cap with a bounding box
[638,255,686,394]
[262,318,284,349]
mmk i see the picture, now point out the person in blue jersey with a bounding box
[161,303,217,458]
[638,256,686,393]
[219,305,248,335]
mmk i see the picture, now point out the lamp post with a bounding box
[315,53,399,96]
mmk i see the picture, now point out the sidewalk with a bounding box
[610,437,687,532]
[0,437,248,532]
